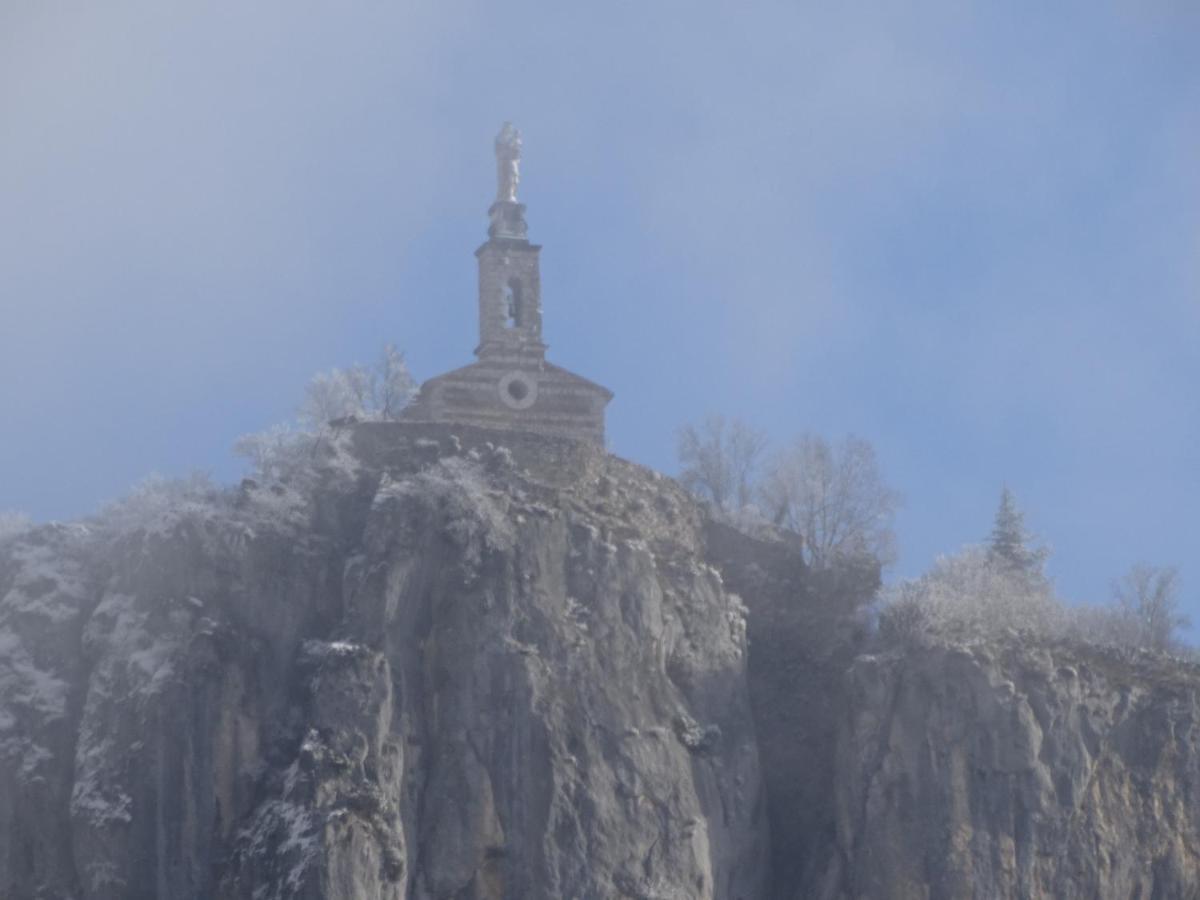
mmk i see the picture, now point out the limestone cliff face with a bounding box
[815,639,1200,900]
[0,425,764,900]
[6,425,1200,900]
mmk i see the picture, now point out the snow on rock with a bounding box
[0,629,71,724]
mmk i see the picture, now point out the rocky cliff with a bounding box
[3,424,1200,899]
[813,638,1200,900]
[0,425,764,899]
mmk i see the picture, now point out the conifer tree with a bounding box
[986,486,1048,578]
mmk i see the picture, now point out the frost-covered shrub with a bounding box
[876,590,935,644]
[879,545,1065,643]
[879,547,1191,654]
[236,343,414,485]
[233,426,364,508]
[94,473,225,539]
[233,425,320,484]
[299,343,416,428]
[1066,603,1141,648]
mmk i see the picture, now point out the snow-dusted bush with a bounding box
[93,473,225,538]
[299,343,416,428]
[879,545,1065,643]
[236,344,415,484]
[233,424,320,484]
[879,547,1191,655]
[1065,603,1141,648]
[875,590,933,644]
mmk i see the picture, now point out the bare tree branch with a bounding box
[759,434,900,569]
[677,416,768,514]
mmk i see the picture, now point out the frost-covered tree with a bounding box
[986,487,1048,581]
[300,369,367,428]
[237,343,416,481]
[375,343,417,420]
[880,488,1058,642]
[299,343,416,428]
[677,416,768,514]
[758,434,900,569]
[1111,563,1189,652]
[232,424,315,483]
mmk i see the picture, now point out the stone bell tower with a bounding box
[475,122,546,363]
[404,124,613,444]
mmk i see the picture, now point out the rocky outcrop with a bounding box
[817,638,1200,900]
[0,425,765,899]
[6,422,1200,900]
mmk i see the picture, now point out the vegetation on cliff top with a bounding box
[676,414,1192,657]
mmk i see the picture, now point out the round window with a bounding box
[498,371,537,410]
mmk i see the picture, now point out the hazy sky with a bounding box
[2,2,1198,618]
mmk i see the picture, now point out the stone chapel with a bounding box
[403,124,612,444]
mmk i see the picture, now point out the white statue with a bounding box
[495,122,521,203]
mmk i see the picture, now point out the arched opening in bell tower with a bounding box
[503,277,524,329]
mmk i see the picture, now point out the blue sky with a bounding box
[2,1,1198,617]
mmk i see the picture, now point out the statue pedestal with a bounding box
[487,201,528,241]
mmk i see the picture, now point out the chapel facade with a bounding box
[403,124,612,445]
